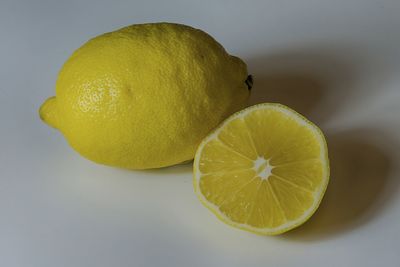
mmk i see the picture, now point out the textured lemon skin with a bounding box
[39,23,250,169]
[193,103,330,235]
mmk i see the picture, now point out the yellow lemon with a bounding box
[193,103,329,235]
[39,23,251,169]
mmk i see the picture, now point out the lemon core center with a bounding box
[253,157,274,180]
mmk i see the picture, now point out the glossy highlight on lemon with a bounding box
[39,22,250,169]
[193,103,329,235]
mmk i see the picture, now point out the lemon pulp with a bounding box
[193,103,329,235]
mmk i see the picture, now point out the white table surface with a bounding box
[1,0,400,266]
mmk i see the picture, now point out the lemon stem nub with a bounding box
[39,96,59,129]
[245,75,253,90]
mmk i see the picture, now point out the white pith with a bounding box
[253,157,273,180]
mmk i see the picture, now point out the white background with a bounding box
[1,0,400,266]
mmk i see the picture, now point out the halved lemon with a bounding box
[193,103,329,235]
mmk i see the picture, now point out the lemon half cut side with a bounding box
[193,103,329,235]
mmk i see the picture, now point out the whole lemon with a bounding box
[39,23,251,169]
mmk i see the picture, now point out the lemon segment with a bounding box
[193,103,329,235]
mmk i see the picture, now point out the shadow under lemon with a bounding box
[247,45,363,125]
[141,160,193,175]
[249,74,323,119]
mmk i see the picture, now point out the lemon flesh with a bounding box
[193,103,329,235]
[39,23,250,169]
